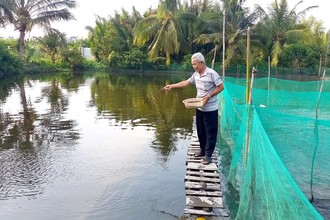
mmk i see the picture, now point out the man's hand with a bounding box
[162,85,172,91]
[202,95,211,105]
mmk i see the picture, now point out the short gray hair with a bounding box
[191,52,205,63]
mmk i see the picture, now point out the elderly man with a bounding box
[163,52,224,165]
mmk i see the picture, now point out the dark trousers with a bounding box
[196,109,218,157]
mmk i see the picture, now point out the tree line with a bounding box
[0,0,329,78]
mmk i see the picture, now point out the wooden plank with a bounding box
[185,175,220,183]
[188,153,211,156]
[187,147,202,150]
[186,196,224,208]
[187,150,204,154]
[186,159,217,164]
[185,158,217,164]
[186,162,218,171]
[185,182,221,191]
[184,208,215,216]
[186,170,219,178]
[187,148,218,152]
[186,155,218,161]
[186,189,222,197]
[187,151,219,159]
[187,149,218,153]
[186,158,218,163]
[187,151,218,158]
[184,208,230,218]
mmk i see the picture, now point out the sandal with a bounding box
[193,152,205,157]
[202,157,212,165]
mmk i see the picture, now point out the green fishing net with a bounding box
[218,77,329,219]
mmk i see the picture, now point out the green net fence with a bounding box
[218,76,330,219]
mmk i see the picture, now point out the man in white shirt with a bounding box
[162,52,224,165]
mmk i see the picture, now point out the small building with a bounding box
[81,47,94,60]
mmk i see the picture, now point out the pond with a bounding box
[0,72,198,220]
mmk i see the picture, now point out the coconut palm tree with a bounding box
[8,0,76,59]
[192,11,223,68]
[193,0,261,69]
[255,0,317,67]
[133,1,195,65]
[180,0,222,56]
[220,0,259,67]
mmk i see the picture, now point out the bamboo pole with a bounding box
[268,56,271,106]
[222,9,226,81]
[268,56,270,89]
[245,67,256,167]
[248,68,256,104]
[244,27,252,168]
[245,27,251,103]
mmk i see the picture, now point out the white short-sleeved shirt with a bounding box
[187,67,222,112]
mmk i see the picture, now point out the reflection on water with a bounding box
[0,72,196,220]
[90,73,195,158]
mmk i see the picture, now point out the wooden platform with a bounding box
[179,134,230,220]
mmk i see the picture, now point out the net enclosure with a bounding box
[217,76,330,219]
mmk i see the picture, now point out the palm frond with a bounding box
[250,39,269,56]
[271,40,282,66]
[285,29,313,42]
[193,33,222,45]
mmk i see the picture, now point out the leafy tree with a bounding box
[181,0,214,15]
[301,16,329,75]
[6,0,76,59]
[108,51,121,69]
[0,41,21,77]
[112,8,142,49]
[87,16,127,63]
[281,43,317,74]
[87,8,144,68]
[61,47,84,71]
[0,37,17,51]
[122,48,147,70]
[86,17,107,62]
[34,31,66,63]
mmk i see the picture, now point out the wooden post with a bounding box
[268,56,271,106]
[268,56,270,90]
[244,27,252,168]
[222,9,226,81]
[245,27,251,103]
[248,68,256,105]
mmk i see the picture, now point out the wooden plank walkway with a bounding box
[179,133,230,220]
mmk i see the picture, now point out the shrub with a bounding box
[0,43,22,78]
